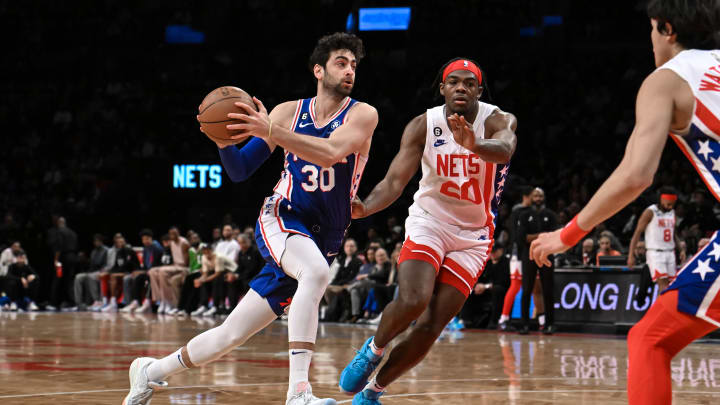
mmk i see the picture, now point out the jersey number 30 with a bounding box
[301,165,335,192]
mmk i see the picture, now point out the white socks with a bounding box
[146,348,187,382]
[288,349,313,395]
[499,314,510,323]
[369,338,384,357]
[109,296,117,305]
[364,378,385,393]
[538,314,546,326]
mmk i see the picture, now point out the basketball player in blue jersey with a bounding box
[123,32,378,405]
[531,1,720,404]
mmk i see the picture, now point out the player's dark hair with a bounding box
[431,57,492,102]
[657,186,678,195]
[520,185,534,197]
[308,32,365,78]
[161,234,170,242]
[647,0,720,50]
[139,228,153,238]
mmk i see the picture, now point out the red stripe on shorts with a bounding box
[439,257,478,297]
[398,237,441,272]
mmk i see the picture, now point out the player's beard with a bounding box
[323,74,353,97]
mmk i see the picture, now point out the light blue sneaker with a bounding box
[352,388,383,405]
[339,337,383,394]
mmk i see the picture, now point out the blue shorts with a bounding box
[250,195,346,316]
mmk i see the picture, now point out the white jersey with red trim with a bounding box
[411,102,510,230]
[662,50,720,202]
[644,204,676,251]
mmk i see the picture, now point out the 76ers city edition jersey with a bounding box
[411,101,509,233]
[662,49,720,326]
[271,96,367,230]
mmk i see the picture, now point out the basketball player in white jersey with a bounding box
[530,1,720,403]
[628,187,685,291]
[338,58,517,404]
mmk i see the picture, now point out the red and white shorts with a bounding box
[647,249,677,282]
[397,205,492,297]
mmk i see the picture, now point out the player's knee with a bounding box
[396,291,431,318]
[298,262,330,289]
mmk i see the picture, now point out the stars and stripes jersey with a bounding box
[411,102,510,232]
[659,49,720,325]
[663,50,720,202]
[270,96,367,231]
[644,204,676,251]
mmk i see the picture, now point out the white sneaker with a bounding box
[367,314,382,325]
[9,302,17,312]
[136,300,152,314]
[190,305,207,316]
[157,302,167,315]
[166,307,179,315]
[121,301,139,313]
[202,306,217,317]
[122,357,168,405]
[101,302,118,313]
[286,383,336,405]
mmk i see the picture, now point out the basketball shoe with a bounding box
[339,337,383,394]
[122,357,167,405]
[286,382,336,405]
[352,388,384,405]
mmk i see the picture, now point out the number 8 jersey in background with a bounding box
[644,204,676,251]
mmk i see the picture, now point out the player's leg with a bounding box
[123,288,278,405]
[520,258,538,333]
[373,282,466,387]
[499,256,522,329]
[538,267,555,333]
[627,289,716,405]
[338,258,436,394]
[532,275,545,328]
[279,235,335,400]
[353,248,483,404]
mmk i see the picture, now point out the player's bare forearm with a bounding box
[362,178,406,217]
[270,126,344,167]
[471,134,515,163]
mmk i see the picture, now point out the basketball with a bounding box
[197,86,258,142]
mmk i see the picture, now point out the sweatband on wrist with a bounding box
[560,216,590,247]
[218,137,271,182]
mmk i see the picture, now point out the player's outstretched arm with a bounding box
[627,208,653,267]
[352,114,426,219]
[530,69,682,267]
[216,102,289,182]
[448,110,517,163]
[228,99,377,168]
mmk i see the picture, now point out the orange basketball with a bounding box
[197,86,258,142]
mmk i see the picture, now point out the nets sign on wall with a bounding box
[173,164,222,189]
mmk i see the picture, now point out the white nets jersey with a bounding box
[662,50,720,202]
[411,102,510,231]
[644,204,676,250]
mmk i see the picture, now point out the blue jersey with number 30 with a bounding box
[270,96,366,230]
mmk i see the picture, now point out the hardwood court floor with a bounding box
[0,312,718,404]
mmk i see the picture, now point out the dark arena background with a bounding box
[1,1,719,404]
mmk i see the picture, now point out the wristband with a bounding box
[560,216,590,247]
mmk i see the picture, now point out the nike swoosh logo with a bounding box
[434,139,447,147]
[291,351,307,355]
[298,122,314,128]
